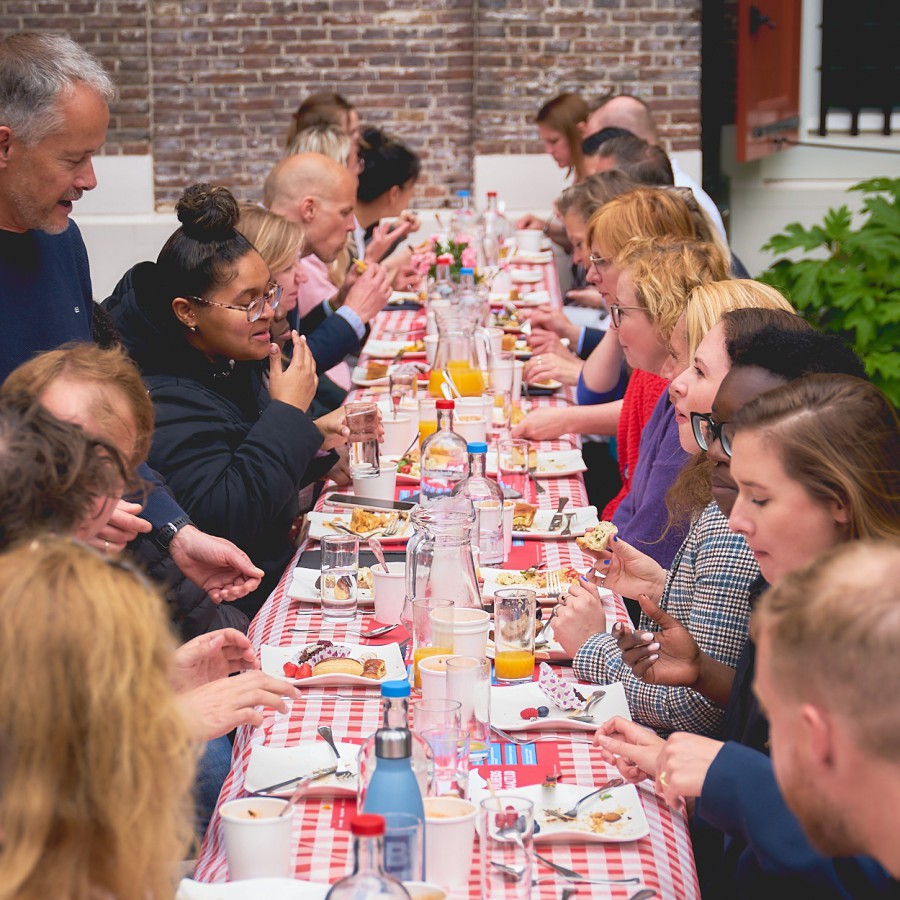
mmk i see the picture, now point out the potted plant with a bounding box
[758,177,900,406]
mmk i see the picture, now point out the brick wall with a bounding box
[9,0,701,208]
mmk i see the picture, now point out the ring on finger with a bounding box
[104,539,110,554]
[659,770,670,787]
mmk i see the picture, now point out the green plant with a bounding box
[758,177,900,406]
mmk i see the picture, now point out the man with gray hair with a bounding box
[0,32,266,608]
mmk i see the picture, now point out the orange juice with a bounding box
[412,645,452,688]
[494,650,535,682]
[418,418,438,445]
[447,361,485,396]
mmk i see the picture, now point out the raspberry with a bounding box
[520,706,539,720]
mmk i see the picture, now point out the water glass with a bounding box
[383,811,424,883]
[479,796,534,899]
[484,388,511,440]
[496,438,531,499]
[419,726,470,799]
[320,534,359,620]
[411,597,453,690]
[489,350,515,393]
[345,401,380,477]
[411,698,463,733]
[389,370,416,418]
[445,656,491,762]
[493,589,536,684]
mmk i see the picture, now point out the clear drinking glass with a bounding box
[493,588,536,684]
[479,796,534,899]
[411,698,463,733]
[419,726,470,799]
[417,396,438,447]
[382,812,424,883]
[345,401,380,477]
[496,438,531,500]
[389,370,416,419]
[320,534,359,620]
[445,656,491,762]
[411,598,453,690]
[484,387,511,441]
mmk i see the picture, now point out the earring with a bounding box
[187,322,198,333]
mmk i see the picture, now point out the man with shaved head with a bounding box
[587,95,726,239]
[263,152,391,373]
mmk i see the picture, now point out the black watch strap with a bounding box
[154,514,193,552]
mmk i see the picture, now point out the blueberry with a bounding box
[537,705,550,717]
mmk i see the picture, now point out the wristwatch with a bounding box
[154,514,194,552]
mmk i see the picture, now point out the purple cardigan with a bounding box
[612,390,689,568]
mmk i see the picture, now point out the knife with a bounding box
[548,496,570,532]
[251,765,338,796]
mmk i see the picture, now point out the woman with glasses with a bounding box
[104,183,345,620]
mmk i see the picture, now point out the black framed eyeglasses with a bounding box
[608,304,645,328]
[690,412,735,457]
[189,282,282,323]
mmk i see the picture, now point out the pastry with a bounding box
[501,333,517,351]
[366,361,389,380]
[349,507,388,534]
[512,501,537,529]
[361,658,386,679]
[312,657,364,677]
[575,521,618,553]
[510,444,539,468]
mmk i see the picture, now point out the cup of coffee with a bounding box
[514,229,543,253]
[430,606,491,658]
[423,796,477,888]
[382,413,416,456]
[418,653,453,701]
[219,797,294,880]
[453,413,487,445]
[353,466,397,502]
[372,561,406,625]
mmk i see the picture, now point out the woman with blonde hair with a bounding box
[0,537,196,900]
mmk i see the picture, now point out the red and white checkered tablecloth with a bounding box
[194,263,700,899]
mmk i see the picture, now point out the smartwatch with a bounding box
[154,514,194,552]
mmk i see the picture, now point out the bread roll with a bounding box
[312,658,364,677]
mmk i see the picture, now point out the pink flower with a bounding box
[418,251,436,273]
[461,247,477,267]
[429,234,440,247]
[457,234,474,246]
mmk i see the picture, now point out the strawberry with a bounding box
[296,662,313,679]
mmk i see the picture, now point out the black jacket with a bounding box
[103,262,334,620]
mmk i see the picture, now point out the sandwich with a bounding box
[312,657,364,677]
[576,521,618,553]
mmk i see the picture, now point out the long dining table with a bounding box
[194,260,700,898]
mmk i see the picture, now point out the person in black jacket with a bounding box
[104,182,348,620]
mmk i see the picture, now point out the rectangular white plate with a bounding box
[261,642,406,688]
[306,510,413,543]
[350,364,389,387]
[490,680,630,732]
[244,741,359,797]
[480,566,587,601]
[472,781,649,844]
[177,878,328,900]
[509,268,544,284]
[510,250,554,264]
[512,505,599,540]
[363,338,426,359]
[488,449,587,479]
[286,566,375,607]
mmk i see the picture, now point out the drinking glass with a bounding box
[383,812,424,883]
[419,726,470,799]
[345,401,380,477]
[411,698,463,733]
[489,350,515,394]
[445,656,491,762]
[320,534,359,621]
[493,588,536,684]
[418,397,438,447]
[484,388,511,440]
[389,370,416,419]
[479,796,534,899]
[496,438,531,500]
[411,597,453,690]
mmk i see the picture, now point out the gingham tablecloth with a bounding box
[194,263,700,899]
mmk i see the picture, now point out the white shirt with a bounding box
[670,158,727,241]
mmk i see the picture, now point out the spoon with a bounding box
[368,536,389,573]
[442,369,462,398]
[317,725,353,778]
[567,689,607,723]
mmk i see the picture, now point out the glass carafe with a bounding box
[428,324,489,398]
[401,499,482,630]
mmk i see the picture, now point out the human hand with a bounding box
[268,332,318,411]
[178,670,301,741]
[551,576,607,657]
[594,716,667,783]
[524,352,582,387]
[169,525,265,603]
[585,535,667,601]
[315,406,350,451]
[515,213,544,230]
[171,628,260,693]
[612,593,703,687]
[510,407,568,441]
[566,287,608,310]
[84,499,152,554]
[526,328,570,356]
[366,218,418,264]
[344,262,392,322]
[325,446,352,486]
[654,732,724,807]
[521,306,579,345]
[269,315,292,349]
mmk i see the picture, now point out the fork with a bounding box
[491,726,593,746]
[317,725,355,778]
[544,777,625,820]
[382,513,403,537]
[528,465,546,494]
[534,851,640,885]
[560,512,575,537]
[535,571,563,647]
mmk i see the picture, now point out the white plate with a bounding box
[261,642,406,687]
[509,268,543,284]
[388,291,424,305]
[307,510,413,542]
[244,742,359,797]
[286,566,375,606]
[512,505,599,539]
[490,680,630,732]
[525,379,563,392]
[480,566,584,601]
[472,782,649,844]
[364,338,426,359]
[351,364,389,387]
[177,878,328,900]
[488,449,586,479]
[514,289,551,307]
[510,250,554,264]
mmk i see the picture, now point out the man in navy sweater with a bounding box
[0,32,263,603]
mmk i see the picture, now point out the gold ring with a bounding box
[104,540,110,554]
[659,770,669,787]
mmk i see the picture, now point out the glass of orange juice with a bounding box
[493,588,536,684]
[411,597,453,690]
[418,397,438,446]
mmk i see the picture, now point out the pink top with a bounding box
[297,255,351,390]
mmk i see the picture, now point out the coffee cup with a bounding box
[430,607,491,657]
[423,797,477,888]
[353,466,397,502]
[453,413,487,445]
[220,797,293,880]
[372,561,406,625]
[514,229,543,253]
[418,653,454,701]
[381,413,416,456]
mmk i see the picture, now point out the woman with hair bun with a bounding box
[104,183,349,620]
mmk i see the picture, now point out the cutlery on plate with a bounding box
[529,465,546,494]
[566,689,607,723]
[560,512,575,537]
[251,765,337,796]
[544,777,625,821]
[317,725,355,778]
[547,496,569,532]
[491,725,593,746]
[359,623,397,639]
[368,536,390,573]
[534,851,639,885]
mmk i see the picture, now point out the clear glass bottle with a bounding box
[325,814,411,899]
[429,253,457,305]
[449,188,478,241]
[451,441,505,565]
[419,400,469,504]
[456,267,486,328]
[479,190,511,267]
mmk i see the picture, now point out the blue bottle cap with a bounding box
[457,189,471,197]
[381,679,411,698]
[460,267,474,275]
[467,441,488,454]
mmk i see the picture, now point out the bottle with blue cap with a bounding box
[357,680,430,881]
[451,441,505,565]
[449,188,477,242]
[456,266,486,327]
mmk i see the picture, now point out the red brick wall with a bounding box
[9,0,701,208]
